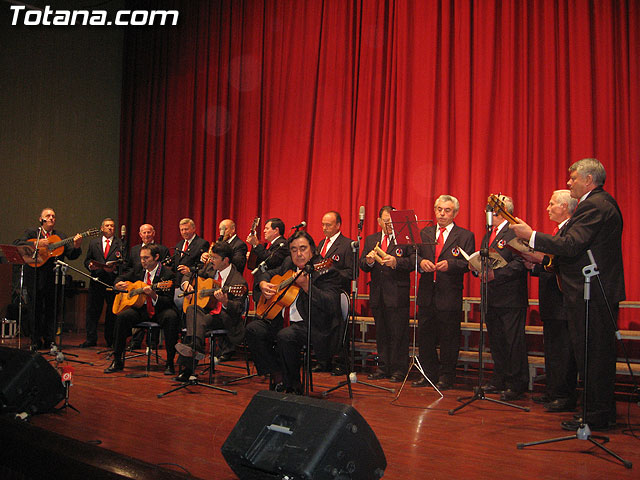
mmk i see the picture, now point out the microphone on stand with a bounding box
[291,221,307,231]
[358,205,365,231]
[486,204,493,229]
[218,225,226,242]
[120,225,126,243]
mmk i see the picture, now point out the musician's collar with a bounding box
[226,234,237,243]
[146,262,160,280]
[269,236,281,246]
[495,220,508,233]
[217,263,232,284]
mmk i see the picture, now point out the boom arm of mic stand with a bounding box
[54,260,113,290]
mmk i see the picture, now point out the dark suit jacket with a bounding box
[318,232,354,292]
[485,223,528,309]
[530,222,568,321]
[124,243,170,278]
[257,255,342,352]
[228,235,248,273]
[534,187,625,306]
[116,264,176,318]
[415,224,475,311]
[173,235,210,283]
[16,227,82,287]
[84,236,125,285]
[251,236,288,301]
[359,232,413,309]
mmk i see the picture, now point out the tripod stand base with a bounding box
[157,377,237,398]
[322,372,395,397]
[448,387,530,415]
[517,425,632,469]
[393,356,441,402]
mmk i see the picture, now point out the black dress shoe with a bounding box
[104,361,124,374]
[544,398,576,412]
[218,352,235,362]
[482,383,504,394]
[78,341,97,348]
[311,362,331,373]
[561,418,616,432]
[532,394,553,404]
[411,377,430,387]
[389,373,404,383]
[164,364,175,376]
[436,380,453,391]
[175,370,193,382]
[367,371,388,380]
[500,389,525,401]
[270,382,285,392]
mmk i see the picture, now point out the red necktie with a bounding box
[266,242,271,250]
[145,271,155,316]
[104,239,110,259]
[552,226,559,235]
[282,306,290,328]
[320,238,330,257]
[488,226,498,246]
[433,227,446,281]
[182,240,189,252]
[381,234,389,252]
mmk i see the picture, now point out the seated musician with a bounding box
[105,244,179,375]
[174,242,248,382]
[245,231,342,394]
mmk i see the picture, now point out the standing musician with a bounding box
[523,190,578,412]
[411,195,475,390]
[15,207,83,350]
[174,242,248,381]
[246,217,288,302]
[172,218,209,310]
[245,231,342,394]
[360,206,413,382]
[219,219,248,273]
[105,244,179,375]
[79,218,124,348]
[482,195,529,401]
[315,210,353,374]
[512,158,623,431]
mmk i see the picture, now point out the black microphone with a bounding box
[486,204,493,228]
[120,225,126,242]
[358,205,365,231]
[40,218,46,225]
[291,221,307,230]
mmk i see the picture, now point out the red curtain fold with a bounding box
[120,0,640,328]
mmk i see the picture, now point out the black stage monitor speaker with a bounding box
[222,390,386,479]
[0,346,65,415]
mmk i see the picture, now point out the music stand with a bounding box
[0,245,31,349]
[387,210,443,401]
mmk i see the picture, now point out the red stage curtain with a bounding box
[120,0,640,328]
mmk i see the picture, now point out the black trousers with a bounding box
[85,282,116,346]
[370,305,410,376]
[542,315,577,400]
[486,306,529,392]
[112,306,179,366]
[567,302,617,423]
[417,306,462,382]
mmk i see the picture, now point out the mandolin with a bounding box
[255,258,333,321]
[182,277,248,313]
[112,280,173,315]
[25,228,100,268]
[245,217,261,270]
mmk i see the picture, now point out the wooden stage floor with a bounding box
[3,333,640,479]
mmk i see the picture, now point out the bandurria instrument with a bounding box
[245,217,261,271]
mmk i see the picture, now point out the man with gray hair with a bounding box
[412,195,475,390]
[522,190,578,412]
[512,159,624,431]
[482,195,529,402]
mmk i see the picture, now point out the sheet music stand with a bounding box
[0,245,33,349]
[386,211,442,401]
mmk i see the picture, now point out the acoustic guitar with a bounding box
[25,228,100,267]
[182,277,248,313]
[245,217,261,271]
[112,280,173,315]
[255,258,333,321]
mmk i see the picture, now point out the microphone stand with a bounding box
[158,261,237,397]
[303,263,314,396]
[517,251,632,468]
[393,216,442,401]
[29,224,43,350]
[251,243,284,276]
[323,225,395,397]
[449,210,528,414]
